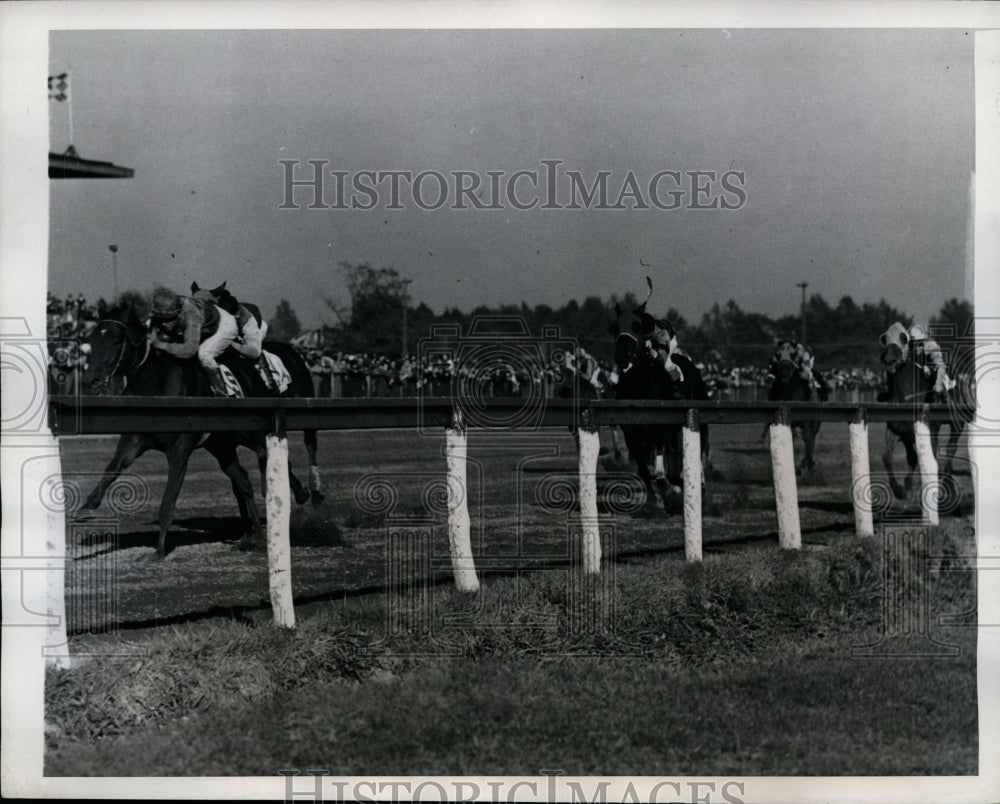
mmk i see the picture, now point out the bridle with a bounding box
[880,343,910,376]
[93,318,151,387]
[615,331,641,375]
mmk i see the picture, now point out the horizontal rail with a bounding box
[48,395,974,435]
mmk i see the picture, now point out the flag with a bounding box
[48,73,69,102]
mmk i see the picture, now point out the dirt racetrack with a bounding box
[59,420,975,632]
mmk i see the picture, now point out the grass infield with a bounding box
[46,525,978,776]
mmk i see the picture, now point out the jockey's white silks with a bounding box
[198,308,239,370]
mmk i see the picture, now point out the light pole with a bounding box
[109,245,119,300]
[401,278,413,357]
[796,281,808,344]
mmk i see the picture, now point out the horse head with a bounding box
[608,276,656,375]
[191,280,240,315]
[81,302,148,394]
[879,322,911,375]
[769,339,799,385]
[190,280,226,302]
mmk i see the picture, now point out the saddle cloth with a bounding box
[261,350,292,393]
[217,365,245,398]
[217,351,292,397]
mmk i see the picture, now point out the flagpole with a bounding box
[109,245,119,300]
[67,72,73,146]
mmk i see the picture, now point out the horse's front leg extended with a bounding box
[80,434,151,512]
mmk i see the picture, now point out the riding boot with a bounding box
[207,367,229,397]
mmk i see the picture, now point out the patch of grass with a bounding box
[45,619,387,747]
[342,509,386,529]
[46,522,978,776]
[46,641,978,776]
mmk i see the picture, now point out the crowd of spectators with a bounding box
[297,346,886,402]
[47,292,103,339]
[43,292,894,402]
[47,293,105,395]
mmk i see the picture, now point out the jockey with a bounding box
[148,287,239,397]
[909,324,955,397]
[190,284,266,360]
[792,341,831,401]
[192,283,279,391]
[216,292,266,359]
[645,317,684,383]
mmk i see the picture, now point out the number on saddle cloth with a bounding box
[216,365,245,397]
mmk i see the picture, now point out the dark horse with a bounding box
[608,285,711,510]
[767,339,822,475]
[78,300,322,556]
[878,321,964,499]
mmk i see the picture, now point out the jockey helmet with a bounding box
[909,324,927,341]
[150,288,183,320]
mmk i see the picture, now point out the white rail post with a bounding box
[849,408,875,538]
[769,406,802,550]
[577,407,602,574]
[265,411,295,628]
[914,405,940,526]
[446,408,479,592]
[44,433,71,669]
[682,408,703,562]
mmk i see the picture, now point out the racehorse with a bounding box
[78,299,321,556]
[608,281,711,511]
[878,321,964,500]
[767,339,821,475]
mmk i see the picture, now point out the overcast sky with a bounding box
[48,28,973,330]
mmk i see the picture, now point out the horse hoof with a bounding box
[310,490,326,506]
[293,487,311,505]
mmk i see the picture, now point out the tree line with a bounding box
[266,262,974,370]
